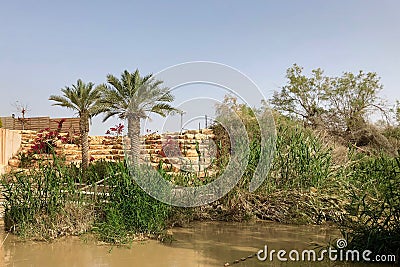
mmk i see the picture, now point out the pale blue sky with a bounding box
[1,1,399,135]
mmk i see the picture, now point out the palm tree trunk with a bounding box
[128,114,140,166]
[80,114,90,169]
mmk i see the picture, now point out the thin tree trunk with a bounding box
[128,115,140,167]
[80,114,90,169]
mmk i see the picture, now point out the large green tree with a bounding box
[49,79,104,169]
[271,64,329,128]
[326,71,385,133]
[272,64,386,136]
[100,69,177,165]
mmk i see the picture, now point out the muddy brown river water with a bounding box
[0,221,394,266]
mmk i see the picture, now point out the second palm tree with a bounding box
[100,69,177,166]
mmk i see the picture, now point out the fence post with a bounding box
[94,183,97,202]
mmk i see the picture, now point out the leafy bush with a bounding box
[211,97,263,189]
[65,159,111,184]
[383,125,400,154]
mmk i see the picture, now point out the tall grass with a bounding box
[1,159,172,242]
[339,154,400,259]
[0,159,87,239]
[212,112,332,192]
[207,110,336,223]
[266,116,332,191]
[92,161,172,244]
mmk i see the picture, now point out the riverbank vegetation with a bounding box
[1,65,399,261]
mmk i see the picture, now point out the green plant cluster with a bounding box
[266,115,332,191]
[1,160,172,243]
[211,96,399,260]
[212,98,332,192]
[1,159,78,238]
[339,154,400,259]
[94,161,171,243]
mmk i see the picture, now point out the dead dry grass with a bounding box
[18,202,95,241]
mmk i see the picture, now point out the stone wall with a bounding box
[141,129,216,177]
[8,129,216,177]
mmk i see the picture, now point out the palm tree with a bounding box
[100,69,177,165]
[49,79,105,169]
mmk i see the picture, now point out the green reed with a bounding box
[339,154,400,260]
[93,161,171,244]
[1,158,80,237]
[265,117,332,191]
[1,158,172,242]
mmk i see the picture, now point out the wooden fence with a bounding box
[0,116,80,133]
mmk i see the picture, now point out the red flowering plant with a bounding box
[30,119,68,154]
[17,119,71,167]
[105,123,125,137]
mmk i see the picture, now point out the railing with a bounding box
[0,185,4,218]
[75,178,111,202]
[0,178,112,218]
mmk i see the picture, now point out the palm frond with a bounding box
[48,95,77,110]
[102,111,121,122]
[100,70,177,123]
[50,79,104,118]
[150,103,178,117]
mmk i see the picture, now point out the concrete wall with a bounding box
[0,128,22,174]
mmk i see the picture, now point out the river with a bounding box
[0,221,394,266]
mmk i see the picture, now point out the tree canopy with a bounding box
[271,64,386,136]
